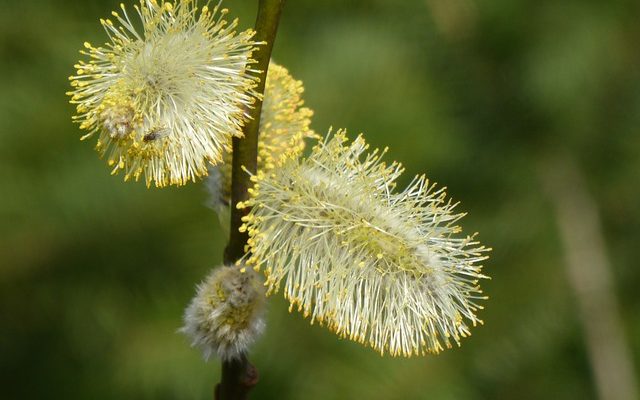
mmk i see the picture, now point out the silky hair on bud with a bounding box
[181,265,266,361]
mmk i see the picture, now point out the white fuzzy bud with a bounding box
[181,265,266,361]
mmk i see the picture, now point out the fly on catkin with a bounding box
[68,0,260,187]
[239,130,490,357]
[181,265,266,361]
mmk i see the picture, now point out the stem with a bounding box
[217,1,285,399]
[540,155,638,400]
[214,355,259,400]
[225,0,286,264]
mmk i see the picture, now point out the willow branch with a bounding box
[217,0,285,399]
[225,0,285,264]
[540,155,638,400]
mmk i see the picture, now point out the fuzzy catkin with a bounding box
[240,130,490,357]
[68,0,259,187]
[181,265,266,361]
[205,62,316,210]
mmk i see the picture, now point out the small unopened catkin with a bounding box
[181,265,266,361]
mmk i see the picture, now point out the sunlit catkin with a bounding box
[181,265,266,361]
[240,130,489,357]
[67,0,259,187]
[206,62,316,211]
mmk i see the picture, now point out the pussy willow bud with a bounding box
[181,265,266,361]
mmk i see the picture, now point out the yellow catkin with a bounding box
[213,62,317,204]
[241,130,490,357]
[68,0,260,187]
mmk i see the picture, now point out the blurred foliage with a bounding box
[1,0,639,399]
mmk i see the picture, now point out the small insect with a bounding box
[143,126,168,143]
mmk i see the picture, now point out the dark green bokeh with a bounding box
[1,0,639,398]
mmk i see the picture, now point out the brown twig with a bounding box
[216,0,285,399]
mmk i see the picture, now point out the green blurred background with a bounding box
[2,0,639,398]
